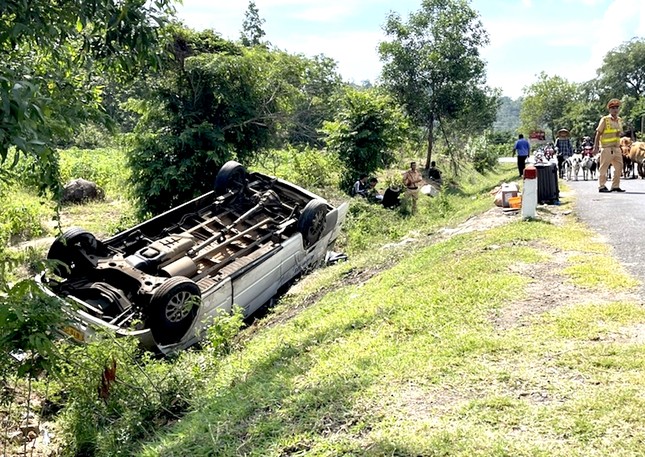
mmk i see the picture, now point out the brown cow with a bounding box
[628,141,645,178]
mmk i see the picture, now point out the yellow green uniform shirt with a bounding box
[597,115,622,147]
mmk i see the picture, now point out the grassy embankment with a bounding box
[4,150,645,456]
[132,171,645,455]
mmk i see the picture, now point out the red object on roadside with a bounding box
[523,165,537,179]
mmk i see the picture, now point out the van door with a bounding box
[232,251,282,317]
[193,277,233,336]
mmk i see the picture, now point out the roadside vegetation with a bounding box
[3,0,645,455]
[138,205,645,457]
[4,155,645,456]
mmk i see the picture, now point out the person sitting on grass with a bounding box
[427,161,442,185]
[366,177,383,203]
[351,175,368,198]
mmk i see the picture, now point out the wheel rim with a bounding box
[307,210,325,241]
[165,291,196,322]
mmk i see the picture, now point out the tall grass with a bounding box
[0,146,134,246]
[58,147,131,198]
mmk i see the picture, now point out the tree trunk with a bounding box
[425,114,435,170]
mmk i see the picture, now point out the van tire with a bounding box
[148,277,201,345]
[297,199,327,248]
[215,161,247,196]
[47,228,98,277]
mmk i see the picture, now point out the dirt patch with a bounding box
[492,241,643,332]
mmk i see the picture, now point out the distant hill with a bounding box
[493,96,522,133]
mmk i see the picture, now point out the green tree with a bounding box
[378,0,491,169]
[128,29,340,215]
[0,0,175,194]
[520,73,579,139]
[494,96,522,132]
[597,38,645,99]
[241,1,266,47]
[322,88,408,192]
[283,55,343,147]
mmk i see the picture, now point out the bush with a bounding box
[0,188,49,243]
[128,131,231,216]
[56,337,197,457]
[254,147,341,189]
[343,199,408,252]
[52,310,246,457]
[322,88,407,193]
[467,136,509,173]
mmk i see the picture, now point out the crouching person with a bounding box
[366,177,383,203]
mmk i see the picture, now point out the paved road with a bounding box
[566,175,645,291]
[499,156,645,292]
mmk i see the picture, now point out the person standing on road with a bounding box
[512,134,531,177]
[594,98,624,193]
[554,129,573,158]
[403,161,423,213]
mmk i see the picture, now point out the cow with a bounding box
[628,141,645,179]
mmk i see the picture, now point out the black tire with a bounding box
[47,227,98,277]
[297,199,328,248]
[214,161,247,196]
[148,276,201,345]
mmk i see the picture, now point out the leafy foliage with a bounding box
[467,135,507,173]
[255,147,342,190]
[0,278,68,380]
[379,0,495,168]
[520,72,580,139]
[597,38,645,100]
[323,88,408,192]
[0,0,175,196]
[128,28,343,215]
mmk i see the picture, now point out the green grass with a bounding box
[6,156,645,456]
[131,170,645,457]
[0,146,136,243]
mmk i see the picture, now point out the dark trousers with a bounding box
[517,155,528,177]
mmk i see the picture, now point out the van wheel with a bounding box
[297,199,327,248]
[148,277,201,345]
[215,161,247,196]
[47,228,98,277]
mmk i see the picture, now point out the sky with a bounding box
[174,0,645,99]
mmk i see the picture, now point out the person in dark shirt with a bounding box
[381,185,401,209]
[366,177,383,203]
[554,129,573,158]
[427,161,442,184]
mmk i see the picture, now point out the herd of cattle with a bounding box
[546,139,645,182]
